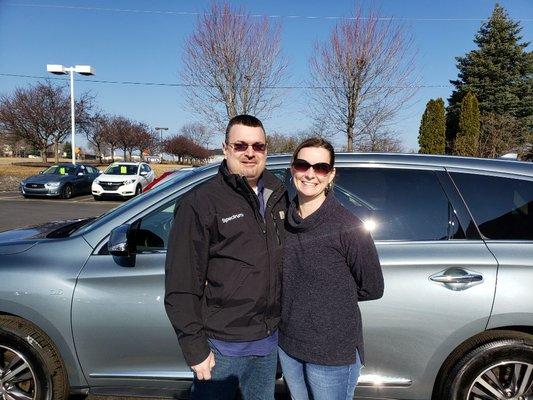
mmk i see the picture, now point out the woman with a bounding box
[279,137,384,400]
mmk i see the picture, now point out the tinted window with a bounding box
[333,168,464,241]
[451,173,533,240]
[135,201,176,252]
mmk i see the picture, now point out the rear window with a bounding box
[332,168,465,241]
[451,173,533,240]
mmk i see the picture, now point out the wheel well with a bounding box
[432,328,533,399]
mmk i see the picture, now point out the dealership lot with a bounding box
[0,191,120,231]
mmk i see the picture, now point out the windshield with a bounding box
[104,164,138,175]
[42,165,76,175]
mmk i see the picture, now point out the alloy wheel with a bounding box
[0,344,36,400]
[468,361,532,399]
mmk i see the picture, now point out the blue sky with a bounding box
[0,0,531,152]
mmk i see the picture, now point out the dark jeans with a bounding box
[190,345,278,400]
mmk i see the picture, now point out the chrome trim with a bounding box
[357,374,412,387]
[90,371,194,380]
[89,371,412,387]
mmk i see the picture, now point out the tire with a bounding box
[134,185,142,196]
[434,331,533,400]
[0,315,69,400]
[93,195,101,201]
[60,184,73,200]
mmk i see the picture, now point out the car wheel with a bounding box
[61,184,73,200]
[434,331,533,400]
[134,185,142,196]
[0,315,69,400]
[93,195,101,201]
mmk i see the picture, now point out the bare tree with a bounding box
[165,135,211,165]
[181,2,287,130]
[0,81,92,162]
[309,6,418,151]
[266,133,298,154]
[180,122,213,148]
[85,113,109,163]
[479,113,529,158]
[356,128,404,152]
[132,123,158,161]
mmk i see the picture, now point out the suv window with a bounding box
[450,173,533,240]
[135,201,176,252]
[333,168,464,241]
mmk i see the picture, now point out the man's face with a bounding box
[223,124,267,187]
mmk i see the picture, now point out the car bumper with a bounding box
[92,183,136,198]
[20,186,61,196]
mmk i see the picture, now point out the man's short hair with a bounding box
[225,115,265,143]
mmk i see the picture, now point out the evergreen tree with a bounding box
[447,4,532,143]
[454,92,481,156]
[418,98,446,154]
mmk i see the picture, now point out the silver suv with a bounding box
[0,153,532,400]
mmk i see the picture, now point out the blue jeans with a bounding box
[278,347,362,400]
[190,345,278,400]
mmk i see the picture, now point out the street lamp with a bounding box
[155,127,168,162]
[46,64,95,165]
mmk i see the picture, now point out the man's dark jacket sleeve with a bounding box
[164,194,211,366]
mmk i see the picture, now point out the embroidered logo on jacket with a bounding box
[221,213,244,224]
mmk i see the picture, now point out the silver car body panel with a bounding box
[0,236,92,388]
[1,153,531,398]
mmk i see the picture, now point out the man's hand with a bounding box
[191,351,216,380]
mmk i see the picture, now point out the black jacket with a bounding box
[279,193,384,365]
[165,161,288,366]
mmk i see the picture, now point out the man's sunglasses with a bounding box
[227,142,267,152]
[292,159,333,176]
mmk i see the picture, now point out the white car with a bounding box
[92,162,155,200]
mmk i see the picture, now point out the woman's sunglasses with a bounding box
[292,159,333,176]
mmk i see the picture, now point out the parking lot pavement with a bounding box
[0,192,121,231]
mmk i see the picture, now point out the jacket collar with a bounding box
[287,191,337,232]
[219,159,284,194]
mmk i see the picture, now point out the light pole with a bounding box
[155,127,168,162]
[46,64,95,165]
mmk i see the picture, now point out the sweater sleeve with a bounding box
[164,194,211,366]
[343,222,384,302]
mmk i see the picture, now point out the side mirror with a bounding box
[108,224,135,257]
[77,172,84,176]
[140,171,148,176]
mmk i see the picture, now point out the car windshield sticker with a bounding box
[120,166,127,174]
[60,167,66,175]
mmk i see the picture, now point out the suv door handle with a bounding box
[429,268,484,290]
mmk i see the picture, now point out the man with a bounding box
[165,115,287,399]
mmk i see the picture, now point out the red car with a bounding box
[142,167,195,193]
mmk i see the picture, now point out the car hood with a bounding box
[23,174,70,184]
[97,174,137,182]
[0,219,90,254]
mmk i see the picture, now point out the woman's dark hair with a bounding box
[292,137,335,166]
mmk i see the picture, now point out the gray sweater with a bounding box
[279,193,384,365]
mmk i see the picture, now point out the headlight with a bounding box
[45,182,61,188]
[93,179,100,185]
[123,179,135,185]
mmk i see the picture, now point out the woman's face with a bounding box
[291,146,335,200]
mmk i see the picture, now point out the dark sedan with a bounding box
[19,163,100,199]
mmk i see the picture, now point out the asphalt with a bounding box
[0,191,120,231]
